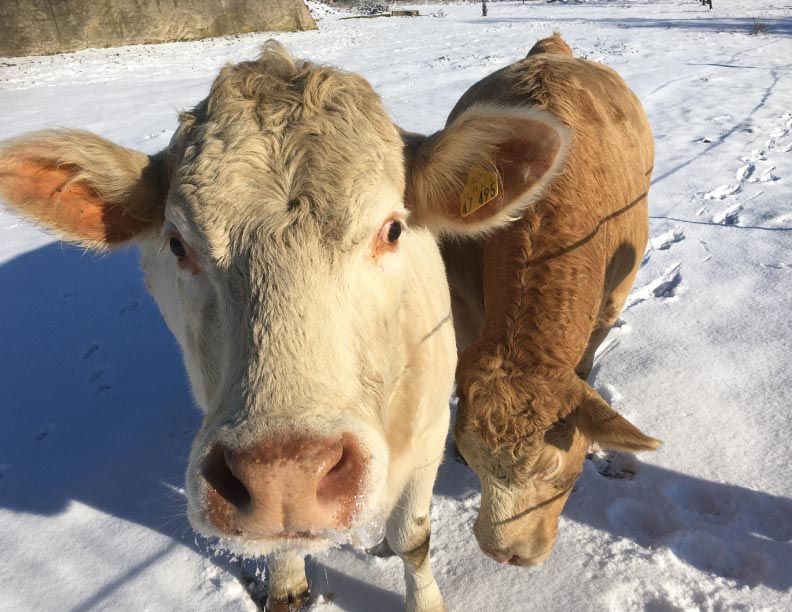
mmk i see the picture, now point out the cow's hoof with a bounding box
[265,589,310,612]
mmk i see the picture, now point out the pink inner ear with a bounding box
[8,159,148,244]
[454,119,563,226]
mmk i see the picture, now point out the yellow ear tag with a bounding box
[460,166,499,218]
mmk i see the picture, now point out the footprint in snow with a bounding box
[591,449,639,481]
[758,166,780,183]
[119,300,138,315]
[33,423,54,442]
[93,383,112,397]
[662,480,736,525]
[744,496,792,543]
[649,229,684,251]
[82,341,100,360]
[607,498,680,548]
[705,183,741,200]
[663,531,766,585]
[741,148,767,163]
[712,202,742,225]
[735,163,755,182]
[625,264,682,308]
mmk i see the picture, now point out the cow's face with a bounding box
[0,42,577,557]
[453,356,659,566]
[139,45,425,552]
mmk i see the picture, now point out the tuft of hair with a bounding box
[527,32,574,58]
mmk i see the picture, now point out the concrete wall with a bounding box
[0,0,316,57]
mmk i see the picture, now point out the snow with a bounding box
[1,1,791,610]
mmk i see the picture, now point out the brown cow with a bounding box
[404,33,660,567]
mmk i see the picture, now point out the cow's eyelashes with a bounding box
[169,236,187,259]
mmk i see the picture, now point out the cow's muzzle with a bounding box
[200,435,366,539]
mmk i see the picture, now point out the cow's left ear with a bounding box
[0,129,167,249]
[403,103,571,237]
[574,383,661,452]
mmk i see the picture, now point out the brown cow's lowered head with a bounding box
[454,356,659,566]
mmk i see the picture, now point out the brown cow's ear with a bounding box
[0,129,167,249]
[575,383,661,452]
[403,103,571,237]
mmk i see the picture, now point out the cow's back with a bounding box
[444,49,652,362]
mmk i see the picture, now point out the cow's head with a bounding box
[0,43,572,556]
[452,362,659,566]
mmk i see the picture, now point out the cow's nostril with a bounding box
[201,444,251,509]
[317,443,361,503]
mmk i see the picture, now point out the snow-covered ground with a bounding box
[1,1,791,610]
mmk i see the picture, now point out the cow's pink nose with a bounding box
[201,436,365,538]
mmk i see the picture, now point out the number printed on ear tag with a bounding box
[460,165,499,218]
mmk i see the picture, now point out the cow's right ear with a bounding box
[0,129,168,249]
[402,103,571,238]
[574,381,661,452]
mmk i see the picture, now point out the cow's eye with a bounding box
[535,453,562,481]
[386,220,402,244]
[164,229,202,275]
[169,236,187,259]
[378,219,402,247]
[372,218,404,260]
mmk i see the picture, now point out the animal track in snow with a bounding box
[82,341,100,360]
[705,183,741,200]
[599,465,787,587]
[758,166,780,183]
[662,480,736,525]
[664,531,766,585]
[89,367,106,383]
[625,264,682,308]
[119,300,139,315]
[607,498,680,548]
[649,229,684,251]
[591,450,639,481]
[745,496,792,542]
[93,384,112,396]
[33,423,53,442]
[735,163,755,181]
[741,148,767,163]
[712,202,742,225]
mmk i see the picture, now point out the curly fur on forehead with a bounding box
[168,40,405,248]
[457,346,580,460]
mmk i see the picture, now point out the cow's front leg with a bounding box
[386,459,445,612]
[265,550,309,612]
